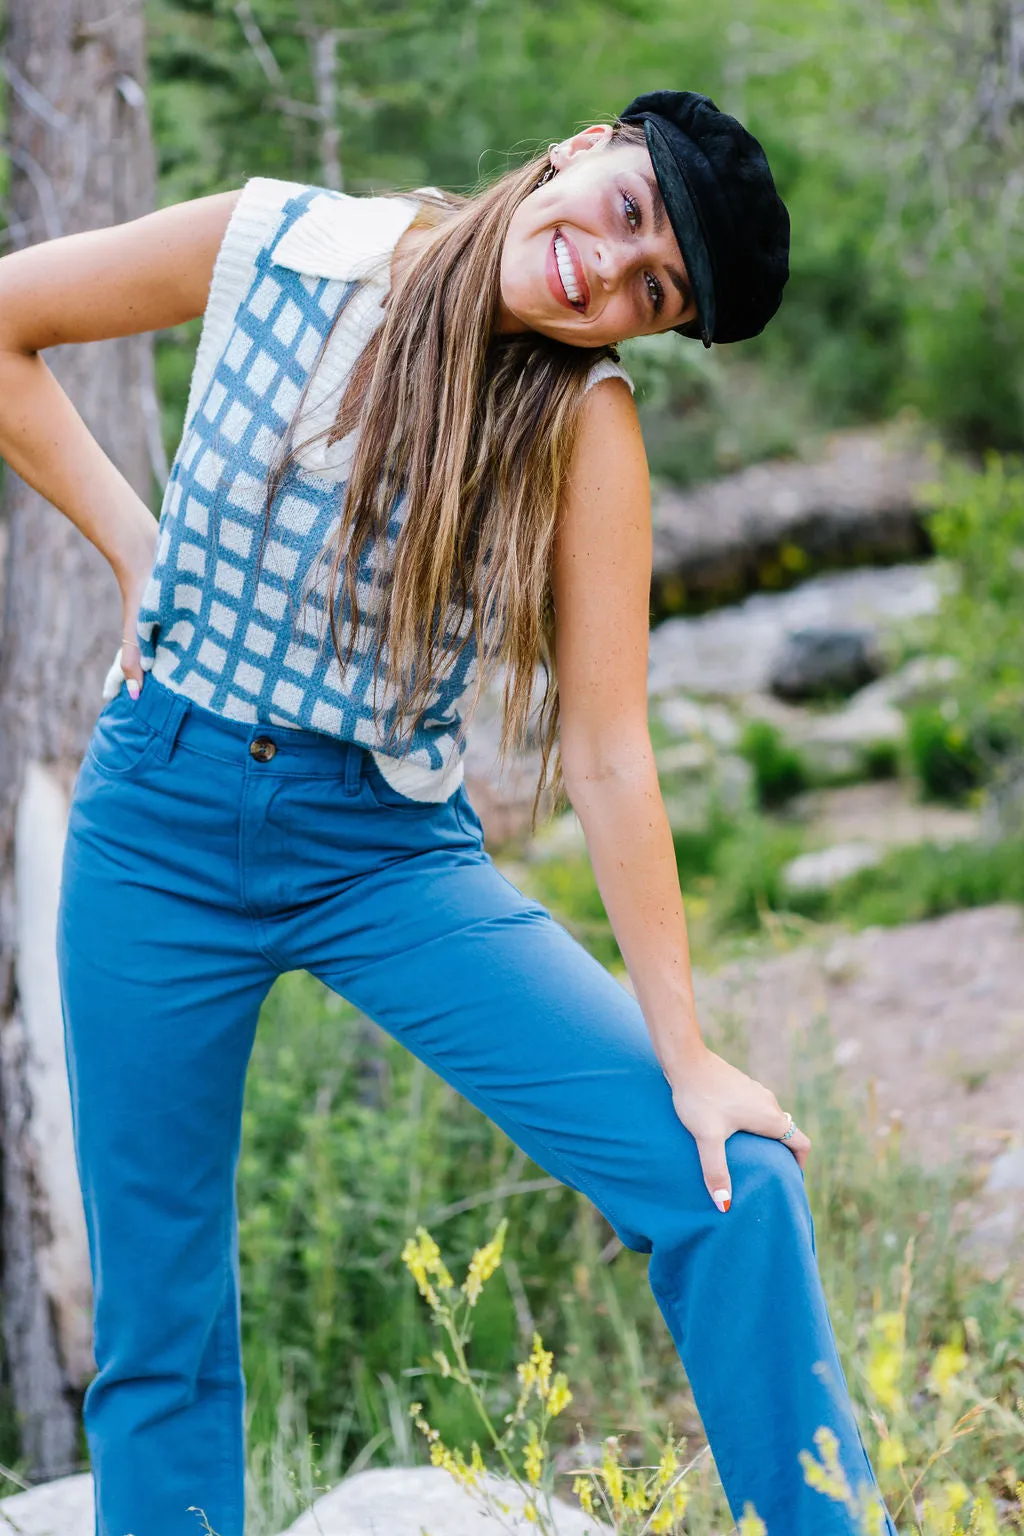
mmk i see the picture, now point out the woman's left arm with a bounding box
[551,377,809,1209]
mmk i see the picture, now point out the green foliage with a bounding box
[706,815,804,932]
[797,837,1024,931]
[859,738,900,782]
[131,0,1024,480]
[905,285,1024,453]
[905,704,984,803]
[670,806,732,884]
[922,454,1024,756]
[240,991,1024,1530]
[737,719,809,808]
[238,971,579,1463]
[899,451,1024,834]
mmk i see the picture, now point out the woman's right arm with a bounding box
[0,190,241,689]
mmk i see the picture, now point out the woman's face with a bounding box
[498,124,700,348]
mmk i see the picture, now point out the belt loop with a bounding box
[151,689,192,764]
[344,746,364,796]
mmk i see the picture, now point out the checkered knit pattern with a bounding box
[123,179,634,802]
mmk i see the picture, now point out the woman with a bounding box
[0,87,897,1536]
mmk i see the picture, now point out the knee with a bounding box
[726,1130,813,1244]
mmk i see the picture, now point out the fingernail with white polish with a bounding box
[712,1188,731,1213]
[126,679,140,700]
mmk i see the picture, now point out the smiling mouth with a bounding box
[554,230,588,310]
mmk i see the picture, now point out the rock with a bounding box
[647,562,944,701]
[650,425,936,616]
[653,696,740,749]
[984,1146,1024,1194]
[850,654,960,713]
[464,560,948,848]
[797,702,906,780]
[0,1466,610,1536]
[787,781,981,851]
[741,691,906,781]
[769,627,884,702]
[653,741,714,775]
[0,1473,94,1535]
[282,1465,610,1535]
[781,841,885,893]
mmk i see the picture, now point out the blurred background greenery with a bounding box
[3,0,1024,1527]
[143,0,1024,476]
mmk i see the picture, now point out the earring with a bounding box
[534,146,559,191]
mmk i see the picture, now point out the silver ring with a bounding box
[779,1112,797,1143]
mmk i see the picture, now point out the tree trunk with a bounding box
[0,0,157,1479]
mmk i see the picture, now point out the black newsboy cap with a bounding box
[619,89,790,347]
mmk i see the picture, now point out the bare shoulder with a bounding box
[0,189,243,353]
[564,370,649,522]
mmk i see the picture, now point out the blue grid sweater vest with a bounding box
[124,181,634,802]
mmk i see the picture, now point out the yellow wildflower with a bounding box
[523,1424,544,1487]
[573,1475,596,1515]
[601,1436,625,1509]
[669,1483,690,1520]
[878,1434,907,1471]
[400,1237,440,1309]
[926,1341,968,1399]
[530,1333,554,1398]
[865,1311,906,1414]
[400,1228,454,1309]
[461,1217,508,1306]
[653,1439,679,1492]
[523,1502,538,1524]
[624,1481,650,1514]
[738,1505,767,1536]
[799,1427,853,1504]
[516,1332,555,1401]
[547,1372,572,1417]
[968,1493,1001,1536]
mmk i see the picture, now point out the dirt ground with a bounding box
[690,904,1024,1286]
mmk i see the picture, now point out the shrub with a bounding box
[906,703,984,802]
[738,720,809,808]
[920,454,1024,810]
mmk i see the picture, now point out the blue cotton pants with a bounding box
[56,675,899,1536]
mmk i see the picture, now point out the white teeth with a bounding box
[554,233,582,305]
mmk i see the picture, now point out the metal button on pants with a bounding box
[56,674,898,1536]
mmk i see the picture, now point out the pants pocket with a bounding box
[86,691,162,779]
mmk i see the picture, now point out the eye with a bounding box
[645,272,664,316]
[621,190,641,232]
[620,188,664,316]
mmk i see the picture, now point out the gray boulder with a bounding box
[0,1473,93,1535]
[647,562,944,701]
[781,841,885,894]
[0,1467,611,1536]
[769,627,884,702]
[650,425,935,615]
[282,1465,611,1535]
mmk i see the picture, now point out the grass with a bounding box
[235,983,1024,1533]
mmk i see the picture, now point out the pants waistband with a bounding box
[125,674,367,789]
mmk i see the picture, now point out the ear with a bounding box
[550,123,614,171]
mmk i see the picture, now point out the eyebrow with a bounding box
[640,169,694,323]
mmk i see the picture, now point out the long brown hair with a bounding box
[259,119,646,833]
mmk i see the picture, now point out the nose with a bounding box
[592,237,631,289]
[592,235,646,292]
